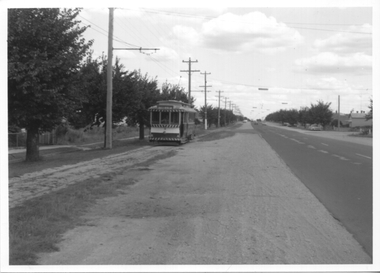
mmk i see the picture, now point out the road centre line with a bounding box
[332,154,349,161]
[290,138,304,144]
[321,143,329,146]
[356,153,372,160]
[307,145,316,149]
[318,150,329,154]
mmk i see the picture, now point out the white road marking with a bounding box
[279,134,288,139]
[318,150,329,154]
[321,143,329,146]
[352,162,362,165]
[290,138,304,144]
[307,145,316,149]
[332,154,349,161]
[356,153,371,160]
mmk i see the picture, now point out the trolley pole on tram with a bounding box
[181,58,200,106]
[200,71,211,130]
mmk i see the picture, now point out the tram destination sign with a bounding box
[159,106,174,109]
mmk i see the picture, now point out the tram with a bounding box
[148,100,197,144]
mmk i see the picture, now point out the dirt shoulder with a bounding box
[33,122,371,266]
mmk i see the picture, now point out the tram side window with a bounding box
[171,112,180,124]
[161,112,170,124]
[152,112,160,124]
[183,113,188,123]
[188,113,195,123]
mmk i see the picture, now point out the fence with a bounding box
[8,131,57,148]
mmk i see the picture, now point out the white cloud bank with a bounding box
[167,11,304,54]
[314,24,372,55]
[294,52,371,74]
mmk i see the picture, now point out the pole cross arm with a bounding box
[113,47,160,51]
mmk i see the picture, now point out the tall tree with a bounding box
[365,98,373,121]
[127,70,160,140]
[8,8,93,161]
[308,100,333,128]
[160,82,195,105]
[298,107,311,128]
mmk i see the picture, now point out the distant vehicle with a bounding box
[243,120,247,123]
[283,122,290,126]
[309,124,323,131]
[261,121,267,126]
[253,121,258,125]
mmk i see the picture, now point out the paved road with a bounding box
[252,123,373,257]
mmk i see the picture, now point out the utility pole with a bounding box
[180,58,200,105]
[224,97,228,126]
[105,7,114,149]
[200,71,211,129]
[216,90,224,127]
[338,95,340,131]
[228,100,232,124]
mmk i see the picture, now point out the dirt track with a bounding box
[34,123,371,265]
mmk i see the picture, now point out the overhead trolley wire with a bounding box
[133,8,371,35]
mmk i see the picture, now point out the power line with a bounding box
[208,77,371,91]
[134,8,371,35]
[79,15,141,47]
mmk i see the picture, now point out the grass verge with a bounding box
[9,148,179,265]
[9,172,126,264]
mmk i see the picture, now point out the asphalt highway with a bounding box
[252,123,373,257]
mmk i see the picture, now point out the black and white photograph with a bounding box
[1,0,378,272]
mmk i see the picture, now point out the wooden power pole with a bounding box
[200,71,211,129]
[180,58,200,105]
[106,7,114,149]
[216,90,224,127]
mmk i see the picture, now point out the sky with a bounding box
[71,2,375,120]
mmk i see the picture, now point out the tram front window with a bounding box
[171,112,180,124]
[152,112,160,124]
[161,112,169,124]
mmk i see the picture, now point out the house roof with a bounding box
[350,113,366,119]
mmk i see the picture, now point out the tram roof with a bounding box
[148,100,197,113]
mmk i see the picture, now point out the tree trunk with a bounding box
[139,119,145,140]
[25,126,40,161]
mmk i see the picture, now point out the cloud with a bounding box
[145,47,179,62]
[169,25,202,46]
[305,77,350,90]
[294,52,371,74]
[314,24,372,55]
[167,11,304,54]
[201,12,304,53]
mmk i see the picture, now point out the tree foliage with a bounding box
[308,100,333,128]
[265,100,333,128]
[365,98,373,121]
[198,104,237,127]
[8,8,93,161]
